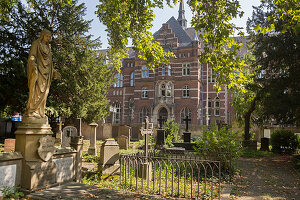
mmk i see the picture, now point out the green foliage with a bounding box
[270,129,300,154]
[0,0,113,123]
[1,186,24,199]
[82,152,100,163]
[195,125,242,171]
[163,119,182,147]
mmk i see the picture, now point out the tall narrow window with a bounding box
[180,108,192,124]
[183,85,189,97]
[139,107,149,123]
[208,68,215,83]
[182,64,190,76]
[161,84,166,96]
[208,97,212,108]
[113,104,121,123]
[215,97,220,108]
[162,66,166,76]
[130,71,135,86]
[166,84,172,97]
[142,87,148,98]
[113,73,123,88]
[141,66,149,78]
[167,65,171,76]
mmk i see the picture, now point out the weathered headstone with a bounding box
[98,138,120,175]
[117,135,129,150]
[183,115,191,143]
[102,123,112,139]
[264,129,271,138]
[37,135,56,162]
[53,157,74,183]
[156,116,166,146]
[118,125,131,144]
[4,139,15,152]
[0,164,16,196]
[62,126,78,148]
[88,122,98,155]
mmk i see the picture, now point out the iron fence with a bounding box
[120,151,221,199]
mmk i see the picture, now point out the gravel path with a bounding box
[231,155,300,200]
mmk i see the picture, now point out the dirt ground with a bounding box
[231,155,300,200]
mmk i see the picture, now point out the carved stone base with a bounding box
[22,161,57,190]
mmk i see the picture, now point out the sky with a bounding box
[79,0,262,49]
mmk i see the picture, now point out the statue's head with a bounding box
[39,29,52,43]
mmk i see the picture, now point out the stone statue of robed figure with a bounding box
[24,29,59,120]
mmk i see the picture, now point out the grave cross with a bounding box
[140,116,153,158]
[157,116,165,129]
[183,115,191,132]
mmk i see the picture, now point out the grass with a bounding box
[0,143,4,152]
[241,149,276,158]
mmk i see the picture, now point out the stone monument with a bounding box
[117,135,129,150]
[182,115,191,143]
[156,116,166,146]
[62,126,78,148]
[98,138,120,175]
[88,122,98,155]
[15,30,60,190]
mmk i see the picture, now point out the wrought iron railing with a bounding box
[120,151,221,199]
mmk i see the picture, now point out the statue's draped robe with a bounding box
[25,39,53,118]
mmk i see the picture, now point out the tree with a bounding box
[247,0,300,125]
[0,0,113,123]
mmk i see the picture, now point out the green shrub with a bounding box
[164,119,182,147]
[195,125,242,171]
[270,129,299,154]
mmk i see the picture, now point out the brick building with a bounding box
[103,1,244,135]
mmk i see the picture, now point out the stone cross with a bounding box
[140,116,153,158]
[157,116,165,129]
[183,115,191,132]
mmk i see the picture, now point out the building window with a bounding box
[130,63,134,67]
[167,65,171,76]
[142,87,148,98]
[215,109,220,116]
[208,109,212,116]
[161,84,166,96]
[141,66,149,78]
[139,107,149,123]
[208,68,215,83]
[182,64,190,76]
[180,107,191,124]
[208,97,212,108]
[215,97,220,108]
[130,71,135,86]
[183,85,189,97]
[162,66,166,76]
[166,84,172,97]
[113,104,121,123]
[113,73,123,88]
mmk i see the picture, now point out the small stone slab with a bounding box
[0,164,16,196]
[53,157,74,183]
[38,135,55,161]
[62,126,78,148]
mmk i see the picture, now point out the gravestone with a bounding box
[53,157,74,183]
[118,125,131,144]
[4,139,15,152]
[0,164,16,196]
[55,121,63,146]
[88,122,98,155]
[183,116,191,143]
[98,138,120,175]
[117,135,129,150]
[102,123,112,139]
[260,137,270,151]
[264,129,271,138]
[62,126,78,148]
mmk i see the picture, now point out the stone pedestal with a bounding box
[156,129,165,146]
[98,138,120,175]
[70,136,84,182]
[88,122,98,155]
[15,117,56,191]
[260,137,270,151]
[242,140,258,151]
[138,162,152,180]
[183,132,191,143]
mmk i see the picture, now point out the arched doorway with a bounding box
[158,107,168,123]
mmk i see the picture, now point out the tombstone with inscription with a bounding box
[98,138,120,175]
[4,139,15,152]
[260,129,271,151]
[118,125,131,144]
[117,135,129,150]
[62,126,78,148]
[53,157,74,183]
[102,123,112,139]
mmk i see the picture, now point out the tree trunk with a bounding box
[244,96,257,141]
